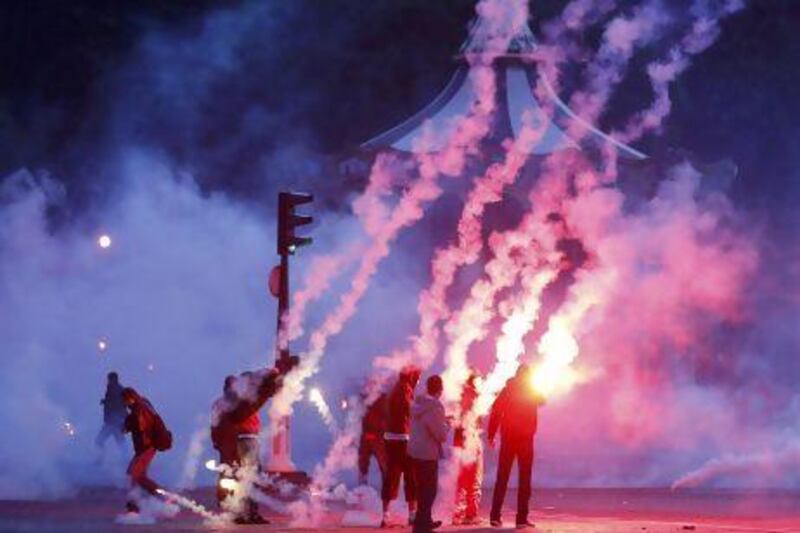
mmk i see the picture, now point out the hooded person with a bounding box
[380,365,421,527]
[121,387,171,513]
[210,375,239,507]
[487,365,546,529]
[452,371,483,526]
[407,375,451,533]
[96,372,127,448]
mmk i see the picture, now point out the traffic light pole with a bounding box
[268,191,313,480]
[268,252,296,473]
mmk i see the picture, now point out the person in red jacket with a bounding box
[452,371,482,526]
[358,390,388,486]
[224,367,283,524]
[210,375,239,507]
[121,387,164,513]
[487,365,545,529]
[381,365,421,528]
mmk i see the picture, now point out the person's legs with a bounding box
[95,424,112,448]
[374,437,389,481]
[412,459,438,532]
[382,439,403,520]
[400,441,417,519]
[126,448,158,510]
[358,437,371,485]
[490,438,516,523]
[515,439,534,525]
[236,436,263,521]
[453,458,468,523]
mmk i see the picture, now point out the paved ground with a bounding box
[1,487,799,532]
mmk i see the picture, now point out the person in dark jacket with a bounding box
[452,371,482,526]
[487,365,545,529]
[121,387,164,513]
[381,365,421,528]
[408,375,450,533]
[358,391,388,486]
[210,375,239,507]
[95,372,127,448]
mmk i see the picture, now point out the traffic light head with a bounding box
[278,192,314,255]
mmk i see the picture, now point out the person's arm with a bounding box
[487,389,506,443]
[228,369,280,422]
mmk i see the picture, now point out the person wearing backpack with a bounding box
[122,387,170,512]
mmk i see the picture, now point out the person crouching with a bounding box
[121,387,171,513]
[408,375,451,533]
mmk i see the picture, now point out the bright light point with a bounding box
[97,234,112,249]
[205,459,217,471]
[63,422,76,437]
[531,320,581,398]
[341,399,348,410]
[219,478,237,491]
[147,363,155,372]
[97,339,108,352]
[155,488,166,496]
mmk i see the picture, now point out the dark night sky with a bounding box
[1,1,799,219]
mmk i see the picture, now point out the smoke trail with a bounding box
[270,0,529,422]
[531,0,749,396]
[437,0,674,407]
[378,110,551,381]
[176,424,209,490]
[672,443,800,489]
[566,0,672,140]
[155,488,220,522]
[602,0,746,180]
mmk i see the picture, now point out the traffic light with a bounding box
[278,191,313,255]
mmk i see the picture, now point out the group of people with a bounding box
[96,361,544,530]
[96,358,294,523]
[359,364,545,531]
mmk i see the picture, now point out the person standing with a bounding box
[452,371,482,526]
[487,365,545,529]
[122,387,171,513]
[96,372,127,448]
[225,367,284,525]
[381,366,421,527]
[407,375,450,533]
[358,390,388,486]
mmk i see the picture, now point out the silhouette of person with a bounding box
[95,372,126,448]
